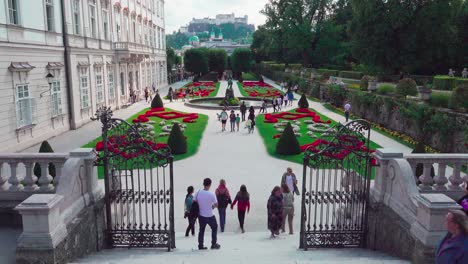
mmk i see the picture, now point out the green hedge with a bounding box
[242,72,259,81]
[339,71,363,80]
[270,64,286,72]
[429,91,451,108]
[318,69,339,76]
[433,75,468,90]
[289,64,303,71]
[377,84,396,95]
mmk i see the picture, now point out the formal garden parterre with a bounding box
[237,81,283,98]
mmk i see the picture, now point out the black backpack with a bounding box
[190,192,200,217]
[217,193,231,208]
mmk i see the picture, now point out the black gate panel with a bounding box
[300,120,372,250]
[93,107,175,250]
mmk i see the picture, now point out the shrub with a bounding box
[396,78,418,97]
[376,84,396,95]
[298,94,309,108]
[429,91,451,108]
[34,141,56,178]
[241,72,258,81]
[433,75,468,90]
[347,84,361,90]
[339,71,363,80]
[276,123,301,155]
[327,84,347,107]
[318,69,339,77]
[167,123,187,154]
[449,85,468,110]
[289,64,303,71]
[270,64,286,72]
[360,75,370,91]
[151,93,164,108]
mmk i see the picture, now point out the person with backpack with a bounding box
[231,185,250,233]
[193,178,221,250]
[240,101,247,121]
[215,179,232,233]
[281,167,300,196]
[229,110,236,132]
[220,109,228,132]
[184,186,196,237]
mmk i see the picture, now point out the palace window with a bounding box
[102,10,109,40]
[8,0,19,25]
[89,0,96,38]
[108,66,115,99]
[16,84,35,128]
[80,68,90,109]
[95,67,104,103]
[51,81,62,116]
[72,0,81,34]
[45,0,55,32]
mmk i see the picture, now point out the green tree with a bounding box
[184,48,209,75]
[251,25,272,62]
[166,32,189,49]
[151,93,164,108]
[298,94,309,108]
[167,123,187,154]
[208,49,227,73]
[34,141,56,178]
[276,123,301,155]
[231,48,253,74]
[166,47,176,73]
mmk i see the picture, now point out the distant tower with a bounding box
[210,29,215,41]
[219,29,223,40]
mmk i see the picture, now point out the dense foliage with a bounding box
[231,48,253,74]
[166,47,181,73]
[168,123,187,155]
[208,49,228,74]
[298,94,309,109]
[254,0,468,75]
[184,48,209,75]
[151,94,164,108]
[276,123,301,155]
[396,78,418,98]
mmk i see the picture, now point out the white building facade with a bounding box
[0,0,167,152]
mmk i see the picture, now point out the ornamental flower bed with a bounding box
[175,82,217,99]
[240,81,282,98]
[264,108,332,124]
[132,108,199,124]
[95,135,168,160]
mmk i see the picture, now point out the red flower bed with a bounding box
[243,81,272,88]
[264,109,331,124]
[95,135,167,160]
[242,81,280,97]
[273,134,282,139]
[131,109,199,124]
[175,82,217,98]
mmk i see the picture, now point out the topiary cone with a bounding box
[33,141,56,178]
[167,123,187,154]
[151,93,164,108]
[298,94,309,109]
[276,123,301,155]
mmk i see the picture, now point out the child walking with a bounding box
[231,185,250,233]
[235,114,241,131]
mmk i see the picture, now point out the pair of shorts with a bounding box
[221,120,227,124]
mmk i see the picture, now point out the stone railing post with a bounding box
[0,161,10,190]
[448,163,463,190]
[8,161,23,191]
[419,162,434,191]
[410,193,461,248]
[372,149,403,202]
[433,162,448,191]
[15,194,67,251]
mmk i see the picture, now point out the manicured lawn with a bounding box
[255,108,381,167]
[83,107,209,178]
[237,82,284,97]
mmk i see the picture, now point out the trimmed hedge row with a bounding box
[317,69,339,77]
[433,75,468,90]
[339,71,364,80]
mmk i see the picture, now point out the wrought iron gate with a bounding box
[93,107,175,250]
[300,120,372,249]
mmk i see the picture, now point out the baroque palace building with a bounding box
[0,0,167,152]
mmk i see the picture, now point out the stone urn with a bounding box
[368,79,378,92]
[418,86,432,101]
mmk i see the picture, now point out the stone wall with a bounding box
[16,198,106,264]
[366,198,435,264]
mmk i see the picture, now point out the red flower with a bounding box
[95,141,104,151]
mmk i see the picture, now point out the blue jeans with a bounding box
[198,216,218,247]
[218,207,227,231]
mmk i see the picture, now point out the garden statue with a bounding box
[225,87,235,100]
[228,78,233,89]
[448,68,455,77]
[462,68,468,78]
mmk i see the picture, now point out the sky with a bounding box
[165,0,268,33]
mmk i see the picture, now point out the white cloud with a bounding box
[164,0,268,33]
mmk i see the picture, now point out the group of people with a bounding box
[219,102,256,133]
[182,168,300,250]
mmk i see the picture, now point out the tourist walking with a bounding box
[245,119,253,134]
[215,179,232,233]
[184,186,196,237]
[260,99,268,114]
[278,95,283,111]
[195,178,221,250]
[436,210,468,263]
[144,87,149,103]
[248,114,256,133]
[236,114,241,132]
[284,92,288,107]
[220,109,228,132]
[231,185,250,233]
[168,87,174,103]
[248,106,255,118]
[229,110,236,132]
[240,101,247,121]
[287,89,294,106]
[344,101,351,122]
[281,167,300,196]
[281,184,294,234]
[267,186,283,238]
[272,97,278,112]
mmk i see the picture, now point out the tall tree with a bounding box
[184,48,209,75]
[231,48,253,74]
[208,49,228,73]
